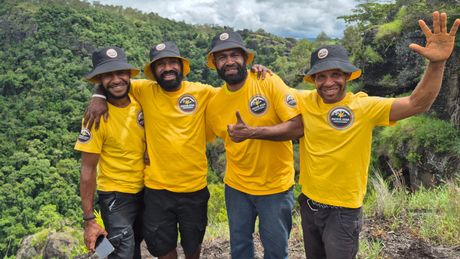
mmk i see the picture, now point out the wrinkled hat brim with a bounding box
[207,42,255,69]
[303,59,361,83]
[85,61,139,84]
[144,51,191,80]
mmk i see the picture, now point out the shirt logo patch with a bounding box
[285,94,297,107]
[78,128,92,143]
[249,95,268,115]
[327,106,354,130]
[178,94,197,113]
[137,111,144,127]
[106,49,118,58]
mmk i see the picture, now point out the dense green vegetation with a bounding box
[1,0,459,257]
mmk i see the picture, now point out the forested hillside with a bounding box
[1,0,459,257]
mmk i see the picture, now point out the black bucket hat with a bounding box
[85,46,139,84]
[207,31,255,69]
[303,45,361,83]
[144,42,191,80]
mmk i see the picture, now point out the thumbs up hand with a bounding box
[227,111,255,143]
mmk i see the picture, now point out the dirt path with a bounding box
[140,217,460,258]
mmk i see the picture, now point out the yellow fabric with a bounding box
[131,79,218,192]
[74,94,145,193]
[296,90,395,208]
[206,72,299,195]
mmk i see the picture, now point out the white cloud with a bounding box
[96,0,359,39]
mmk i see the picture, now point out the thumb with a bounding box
[409,43,425,56]
[235,111,246,125]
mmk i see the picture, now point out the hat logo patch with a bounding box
[137,111,144,127]
[249,95,268,115]
[219,33,229,41]
[285,94,297,107]
[106,49,118,58]
[77,128,92,143]
[156,43,166,51]
[327,106,354,130]
[318,48,328,59]
[178,94,197,113]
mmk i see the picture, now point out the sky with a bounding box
[95,0,377,39]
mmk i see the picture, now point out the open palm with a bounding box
[409,11,460,62]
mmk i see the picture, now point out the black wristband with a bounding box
[83,215,96,221]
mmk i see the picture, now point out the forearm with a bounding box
[409,61,446,112]
[249,115,304,141]
[80,165,97,217]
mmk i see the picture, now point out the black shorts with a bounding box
[143,187,209,257]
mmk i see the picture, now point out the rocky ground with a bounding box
[139,217,460,259]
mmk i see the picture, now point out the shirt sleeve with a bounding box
[268,74,300,122]
[361,96,395,126]
[74,119,105,154]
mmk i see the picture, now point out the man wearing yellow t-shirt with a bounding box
[229,11,460,259]
[75,46,145,258]
[135,42,216,259]
[83,42,271,259]
[205,31,303,259]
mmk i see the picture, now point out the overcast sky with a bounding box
[96,0,381,39]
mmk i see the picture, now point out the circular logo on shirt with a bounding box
[137,111,144,127]
[285,94,297,107]
[106,49,118,58]
[219,33,229,41]
[77,128,92,143]
[249,95,268,115]
[318,48,328,59]
[178,94,197,113]
[327,106,354,130]
[156,43,166,51]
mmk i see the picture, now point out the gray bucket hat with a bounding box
[207,31,255,69]
[304,45,361,83]
[143,41,191,80]
[85,46,139,83]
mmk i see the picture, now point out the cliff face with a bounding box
[357,18,460,188]
[360,26,460,129]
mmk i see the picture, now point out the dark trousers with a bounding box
[298,194,362,259]
[98,190,144,259]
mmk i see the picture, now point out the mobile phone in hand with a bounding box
[95,235,115,258]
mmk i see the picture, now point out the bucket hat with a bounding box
[85,47,139,83]
[207,31,255,69]
[303,45,361,83]
[144,42,191,80]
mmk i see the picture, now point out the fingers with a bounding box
[103,112,109,122]
[432,11,440,34]
[449,18,460,36]
[235,111,245,125]
[441,12,447,34]
[94,116,100,130]
[418,19,432,38]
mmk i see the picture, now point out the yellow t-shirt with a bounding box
[296,90,395,208]
[74,94,145,194]
[131,79,218,192]
[206,72,299,195]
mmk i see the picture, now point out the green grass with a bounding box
[358,238,384,258]
[364,173,460,246]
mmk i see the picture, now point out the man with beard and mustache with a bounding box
[75,47,145,258]
[205,31,304,259]
[132,42,216,259]
[84,41,271,259]
[228,11,460,259]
